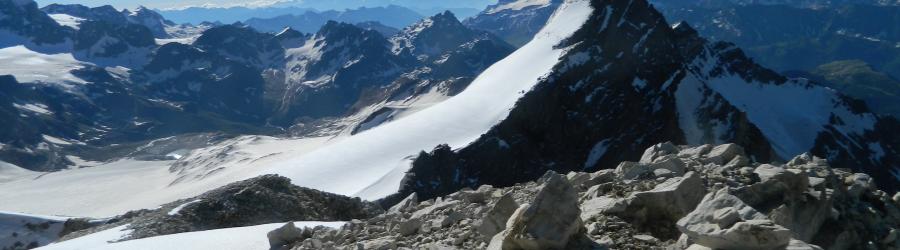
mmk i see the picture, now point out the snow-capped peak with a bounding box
[487,0,557,14]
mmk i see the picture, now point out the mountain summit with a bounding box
[403,0,900,200]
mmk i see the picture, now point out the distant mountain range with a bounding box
[243,5,423,34]
[0,0,512,172]
[158,5,482,25]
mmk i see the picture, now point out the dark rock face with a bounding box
[355,21,400,37]
[61,175,382,241]
[244,5,423,34]
[271,21,415,124]
[346,12,515,134]
[41,4,174,38]
[657,3,900,79]
[73,21,155,59]
[41,4,128,25]
[401,0,900,201]
[463,0,563,47]
[0,0,71,45]
[193,25,285,69]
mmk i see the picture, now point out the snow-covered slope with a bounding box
[0,211,84,250]
[0,45,87,86]
[0,0,594,218]
[0,136,331,217]
[401,0,900,200]
[488,0,554,14]
[38,221,344,250]
[260,0,594,199]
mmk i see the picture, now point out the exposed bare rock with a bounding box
[237,143,900,250]
[488,172,584,250]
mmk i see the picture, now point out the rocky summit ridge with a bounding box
[265,143,900,250]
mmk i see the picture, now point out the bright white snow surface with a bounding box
[0,0,594,218]
[0,161,36,183]
[0,211,69,249]
[261,0,595,199]
[38,222,345,250]
[48,14,85,30]
[0,45,87,86]
[489,0,553,14]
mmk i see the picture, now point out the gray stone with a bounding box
[623,172,706,223]
[399,218,423,236]
[677,189,792,249]
[703,144,745,165]
[389,193,419,214]
[580,196,626,221]
[639,142,679,164]
[488,172,583,250]
[267,222,305,248]
[845,173,874,198]
[477,194,519,240]
[615,157,686,180]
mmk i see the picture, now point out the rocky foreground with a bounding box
[268,143,900,250]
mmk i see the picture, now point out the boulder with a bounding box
[622,172,706,224]
[677,189,792,249]
[580,196,627,221]
[267,222,307,249]
[702,144,744,165]
[477,194,520,240]
[639,142,679,164]
[615,157,686,180]
[488,172,583,250]
[678,145,713,159]
[845,173,874,198]
[398,217,423,236]
[388,193,419,214]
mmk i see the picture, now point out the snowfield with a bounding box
[0,45,87,86]
[48,14,84,30]
[0,136,332,217]
[0,0,594,223]
[488,0,554,14]
[37,222,345,250]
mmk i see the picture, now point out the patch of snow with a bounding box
[688,47,878,159]
[43,135,72,145]
[12,103,52,115]
[675,74,707,146]
[48,14,84,30]
[65,156,102,169]
[488,0,553,14]
[37,225,132,250]
[584,139,611,169]
[0,45,88,87]
[167,199,202,216]
[39,222,344,250]
[42,135,72,145]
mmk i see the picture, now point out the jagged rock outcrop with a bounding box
[268,143,900,250]
[58,175,382,242]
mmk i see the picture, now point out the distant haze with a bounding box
[33,0,498,11]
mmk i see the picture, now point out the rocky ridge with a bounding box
[58,175,382,243]
[267,143,900,250]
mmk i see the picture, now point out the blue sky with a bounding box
[33,0,496,10]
